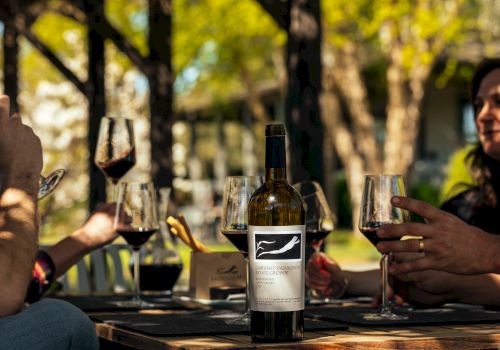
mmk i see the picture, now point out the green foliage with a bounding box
[440,145,475,204]
[173,0,285,99]
[322,0,479,74]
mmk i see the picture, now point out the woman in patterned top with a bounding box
[307,59,500,307]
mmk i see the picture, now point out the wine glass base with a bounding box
[224,311,250,326]
[363,310,408,321]
[112,298,160,309]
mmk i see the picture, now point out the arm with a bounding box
[397,270,500,307]
[306,252,379,298]
[376,196,500,275]
[0,95,42,316]
[46,203,116,279]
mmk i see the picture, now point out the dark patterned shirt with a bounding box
[440,189,500,234]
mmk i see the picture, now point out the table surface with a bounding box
[91,311,500,350]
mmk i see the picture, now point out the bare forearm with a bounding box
[0,188,38,316]
[46,228,93,279]
[343,269,380,296]
[453,274,500,306]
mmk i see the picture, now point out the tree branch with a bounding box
[4,10,88,95]
[255,0,289,30]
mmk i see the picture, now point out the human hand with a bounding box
[376,196,497,275]
[305,252,347,298]
[0,95,42,194]
[75,203,117,250]
[394,270,457,307]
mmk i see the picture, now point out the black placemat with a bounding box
[91,312,348,336]
[305,305,500,327]
[51,295,186,312]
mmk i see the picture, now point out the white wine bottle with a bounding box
[248,124,306,342]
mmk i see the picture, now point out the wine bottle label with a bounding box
[248,225,305,312]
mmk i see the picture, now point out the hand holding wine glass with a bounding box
[293,181,335,303]
[95,116,136,200]
[115,182,159,308]
[221,175,263,325]
[359,174,410,320]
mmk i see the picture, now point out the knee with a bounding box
[35,299,98,349]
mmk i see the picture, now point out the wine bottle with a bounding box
[248,124,306,342]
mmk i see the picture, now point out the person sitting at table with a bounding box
[0,95,98,350]
[306,58,500,307]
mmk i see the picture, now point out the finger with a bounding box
[0,95,10,127]
[377,222,433,239]
[392,252,424,262]
[377,238,422,254]
[394,271,426,283]
[388,257,435,275]
[391,196,450,222]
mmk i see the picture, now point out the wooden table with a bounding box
[92,313,500,350]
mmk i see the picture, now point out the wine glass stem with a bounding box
[132,248,141,302]
[381,253,390,313]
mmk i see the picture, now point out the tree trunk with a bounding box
[286,0,323,184]
[85,0,107,211]
[148,0,173,189]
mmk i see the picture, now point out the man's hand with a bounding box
[0,95,42,195]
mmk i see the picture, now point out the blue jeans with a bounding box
[0,298,98,350]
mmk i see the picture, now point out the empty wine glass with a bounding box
[221,175,263,325]
[94,116,136,200]
[115,182,160,308]
[293,181,335,303]
[38,169,66,200]
[359,174,410,320]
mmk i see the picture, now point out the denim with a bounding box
[0,298,98,350]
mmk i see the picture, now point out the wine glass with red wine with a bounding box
[114,182,160,308]
[221,175,263,325]
[293,181,335,303]
[94,116,136,200]
[359,174,410,320]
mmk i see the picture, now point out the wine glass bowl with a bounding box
[38,169,66,200]
[293,181,335,302]
[220,175,263,325]
[94,116,136,199]
[358,174,410,320]
[114,182,160,308]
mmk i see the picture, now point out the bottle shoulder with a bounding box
[249,181,304,207]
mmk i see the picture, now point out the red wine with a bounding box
[131,263,183,291]
[97,147,136,183]
[222,229,248,257]
[305,229,330,247]
[359,222,395,247]
[117,228,157,249]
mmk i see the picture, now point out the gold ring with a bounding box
[418,239,425,254]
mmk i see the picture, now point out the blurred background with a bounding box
[1,0,500,285]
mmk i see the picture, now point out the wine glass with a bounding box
[137,187,183,298]
[114,182,160,308]
[220,175,263,325]
[293,181,335,303]
[359,174,410,320]
[94,116,136,200]
[38,169,66,200]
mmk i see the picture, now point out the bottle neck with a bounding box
[265,135,287,182]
